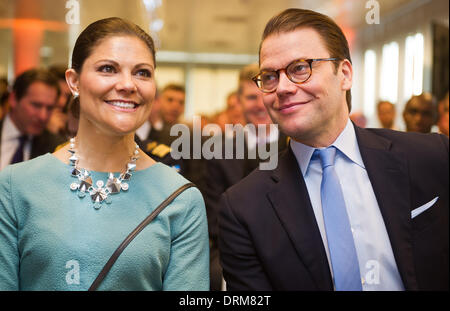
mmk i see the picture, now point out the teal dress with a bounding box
[0,154,209,290]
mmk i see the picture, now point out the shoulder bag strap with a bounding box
[88,182,196,291]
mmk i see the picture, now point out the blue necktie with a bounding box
[10,135,28,164]
[315,147,362,291]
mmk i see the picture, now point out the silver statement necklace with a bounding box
[68,138,140,209]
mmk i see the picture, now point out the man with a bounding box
[203,63,288,291]
[403,93,435,133]
[46,64,72,137]
[1,68,65,170]
[218,8,448,291]
[437,92,449,136]
[225,91,245,128]
[377,100,397,130]
[156,83,186,145]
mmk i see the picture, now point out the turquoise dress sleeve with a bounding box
[0,166,20,290]
[0,154,210,290]
[163,186,210,290]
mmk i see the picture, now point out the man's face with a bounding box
[403,99,434,133]
[259,28,352,147]
[159,89,185,125]
[10,81,58,135]
[239,81,272,126]
[226,93,244,125]
[438,99,449,136]
[378,102,396,129]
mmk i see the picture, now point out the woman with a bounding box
[0,18,209,290]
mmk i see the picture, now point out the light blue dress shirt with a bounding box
[290,119,404,290]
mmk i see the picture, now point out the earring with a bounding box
[73,92,79,98]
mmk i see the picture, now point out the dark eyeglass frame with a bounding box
[252,57,341,93]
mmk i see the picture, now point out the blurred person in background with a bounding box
[211,110,229,133]
[201,63,288,291]
[0,77,9,120]
[135,88,163,142]
[377,100,397,130]
[225,90,245,127]
[158,83,186,144]
[437,92,449,136]
[349,110,367,128]
[0,68,65,170]
[46,64,72,137]
[0,77,8,95]
[403,93,435,133]
[159,83,185,126]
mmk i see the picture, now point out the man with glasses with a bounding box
[1,68,65,170]
[218,8,448,291]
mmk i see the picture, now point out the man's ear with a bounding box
[340,59,353,91]
[65,68,79,96]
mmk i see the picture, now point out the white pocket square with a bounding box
[411,196,439,219]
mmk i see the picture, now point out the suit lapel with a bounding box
[355,127,418,290]
[267,148,333,290]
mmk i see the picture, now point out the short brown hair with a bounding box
[404,92,436,122]
[260,8,352,111]
[161,83,185,94]
[13,68,60,102]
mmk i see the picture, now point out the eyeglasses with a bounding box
[252,58,341,93]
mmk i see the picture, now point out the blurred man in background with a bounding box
[225,90,245,129]
[202,63,288,291]
[153,83,186,146]
[377,100,397,130]
[437,92,449,136]
[46,64,72,137]
[403,93,435,133]
[0,68,65,170]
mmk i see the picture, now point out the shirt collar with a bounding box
[290,119,365,176]
[3,113,24,141]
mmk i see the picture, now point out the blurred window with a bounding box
[404,33,424,100]
[364,49,377,117]
[380,41,399,104]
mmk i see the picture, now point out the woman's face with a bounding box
[67,35,156,136]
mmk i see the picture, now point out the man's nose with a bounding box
[38,107,51,121]
[276,71,297,97]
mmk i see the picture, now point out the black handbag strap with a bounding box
[88,182,196,291]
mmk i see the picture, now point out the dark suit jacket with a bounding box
[218,127,449,290]
[0,118,66,165]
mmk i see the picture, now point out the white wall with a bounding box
[352,0,449,128]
